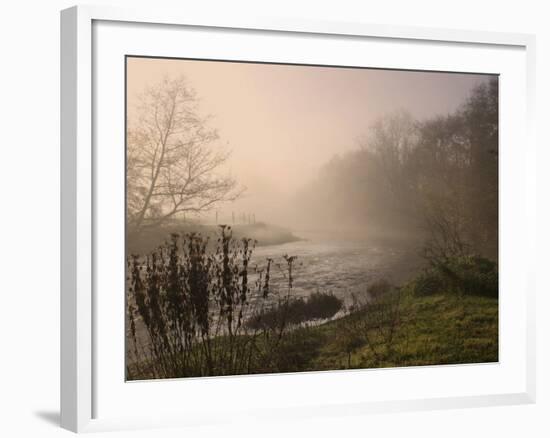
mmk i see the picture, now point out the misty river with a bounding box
[126,230,418,360]
[248,231,417,303]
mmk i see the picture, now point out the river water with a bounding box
[248,231,416,303]
[126,230,419,364]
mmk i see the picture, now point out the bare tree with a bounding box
[127,76,242,232]
[421,192,471,267]
[357,111,420,232]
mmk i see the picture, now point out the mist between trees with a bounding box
[292,77,498,261]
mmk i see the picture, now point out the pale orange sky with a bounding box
[126,57,492,224]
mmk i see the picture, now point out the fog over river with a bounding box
[248,230,419,304]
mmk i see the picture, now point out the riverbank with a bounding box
[127,221,301,254]
[232,222,302,247]
[312,290,498,370]
[126,226,498,380]
[127,268,498,379]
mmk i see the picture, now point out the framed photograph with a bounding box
[61,5,536,433]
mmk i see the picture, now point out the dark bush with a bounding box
[411,255,498,298]
[410,270,446,296]
[449,256,498,297]
[303,292,343,320]
[246,292,343,331]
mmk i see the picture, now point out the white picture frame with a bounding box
[60,4,536,433]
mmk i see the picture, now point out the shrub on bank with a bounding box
[246,292,343,331]
[410,255,498,298]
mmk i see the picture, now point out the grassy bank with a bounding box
[128,281,498,379]
[126,227,498,380]
[313,290,498,371]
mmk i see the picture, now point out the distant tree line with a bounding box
[297,77,498,260]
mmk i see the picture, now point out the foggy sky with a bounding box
[127,57,490,225]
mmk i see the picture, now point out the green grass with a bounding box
[129,288,498,379]
[309,290,498,371]
[127,226,498,379]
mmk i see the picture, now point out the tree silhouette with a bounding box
[127,76,242,232]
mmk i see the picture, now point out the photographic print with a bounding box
[125,57,498,381]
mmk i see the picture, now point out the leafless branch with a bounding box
[127,76,243,231]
